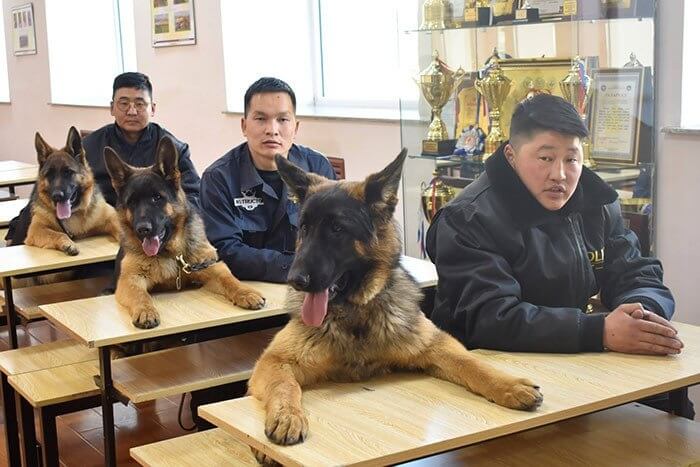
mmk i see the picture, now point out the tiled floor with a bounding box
[0,320,195,466]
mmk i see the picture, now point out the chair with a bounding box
[328,156,345,180]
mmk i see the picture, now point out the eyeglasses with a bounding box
[114,99,150,113]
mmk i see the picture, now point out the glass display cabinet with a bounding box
[398,0,657,259]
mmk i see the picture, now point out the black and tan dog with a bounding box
[104,136,266,329]
[248,150,542,461]
[24,126,120,255]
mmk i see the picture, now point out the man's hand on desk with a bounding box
[603,303,684,355]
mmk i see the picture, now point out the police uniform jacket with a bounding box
[200,143,336,283]
[426,144,674,353]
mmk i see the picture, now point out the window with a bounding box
[45,0,136,106]
[682,0,700,128]
[0,6,10,102]
[220,0,418,118]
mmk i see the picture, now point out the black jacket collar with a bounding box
[485,142,617,226]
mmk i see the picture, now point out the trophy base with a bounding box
[463,7,491,26]
[422,139,456,156]
[513,8,539,23]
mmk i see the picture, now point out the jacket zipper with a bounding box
[567,214,589,311]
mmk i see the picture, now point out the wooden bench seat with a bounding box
[0,338,97,376]
[0,276,112,321]
[8,360,100,407]
[130,428,257,466]
[132,404,700,467]
[112,328,278,403]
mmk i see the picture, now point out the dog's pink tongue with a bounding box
[301,289,329,327]
[142,236,160,257]
[56,201,71,220]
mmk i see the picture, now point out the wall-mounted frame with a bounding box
[525,0,567,20]
[151,0,196,48]
[589,67,645,166]
[11,3,37,56]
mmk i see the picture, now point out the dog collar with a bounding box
[175,254,218,290]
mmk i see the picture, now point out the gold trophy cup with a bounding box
[559,56,596,168]
[420,0,456,30]
[417,50,466,156]
[475,56,513,160]
[421,171,457,223]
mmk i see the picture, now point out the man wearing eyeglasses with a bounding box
[83,72,201,208]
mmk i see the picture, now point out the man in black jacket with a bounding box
[427,94,691,416]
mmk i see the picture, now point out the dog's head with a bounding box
[103,136,185,257]
[35,126,93,220]
[277,149,408,327]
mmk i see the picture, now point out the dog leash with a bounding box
[174,254,218,290]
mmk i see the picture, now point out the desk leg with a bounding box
[669,387,690,419]
[8,185,16,199]
[99,346,117,467]
[19,396,39,467]
[3,277,19,349]
[1,374,21,467]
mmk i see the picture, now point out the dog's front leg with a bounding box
[115,273,160,329]
[248,353,308,446]
[25,220,79,255]
[194,263,266,310]
[398,322,543,411]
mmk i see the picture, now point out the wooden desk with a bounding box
[199,323,700,467]
[0,198,28,227]
[400,255,437,288]
[0,161,36,171]
[0,166,38,200]
[0,236,118,348]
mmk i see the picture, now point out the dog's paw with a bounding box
[131,307,160,329]
[232,288,266,310]
[62,243,80,256]
[492,378,543,411]
[251,447,281,466]
[265,407,308,445]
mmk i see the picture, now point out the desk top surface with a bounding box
[199,322,700,467]
[0,235,118,277]
[0,198,29,227]
[41,281,290,348]
[0,161,37,171]
[0,166,38,186]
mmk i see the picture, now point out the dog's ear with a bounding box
[276,154,324,204]
[65,126,86,165]
[363,148,408,217]
[104,146,132,192]
[153,136,181,188]
[35,132,53,165]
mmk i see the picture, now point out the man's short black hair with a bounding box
[244,77,296,116]
[112,72,153,100]
[509,94,588,147]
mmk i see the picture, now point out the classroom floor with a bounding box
[0,320,194,466]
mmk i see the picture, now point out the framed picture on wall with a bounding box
[151,0,196,47]
[11,3,37,56]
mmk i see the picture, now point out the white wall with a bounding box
[0,0,401,183]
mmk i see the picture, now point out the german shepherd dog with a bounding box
[248,150,542,462]
[25,126,120,255]
[104,136,266,329]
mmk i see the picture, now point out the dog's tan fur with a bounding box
[104,138,265,329]
[248,151,542,464]
[24,127,120,255]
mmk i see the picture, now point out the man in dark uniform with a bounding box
[426,94,693,418]
[200,77,335,283]
[5,72,200,245]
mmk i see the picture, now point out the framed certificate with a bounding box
[526,0,566,19]
[11,3,37,56]
[589,68,645,166]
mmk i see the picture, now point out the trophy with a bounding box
[514,1,540,23]
[463,0,491,26]
[416,50,466,156]
[420,0,456,30]
[559,56,596,168]
[475,55,513,160]
[421,171,457,223]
